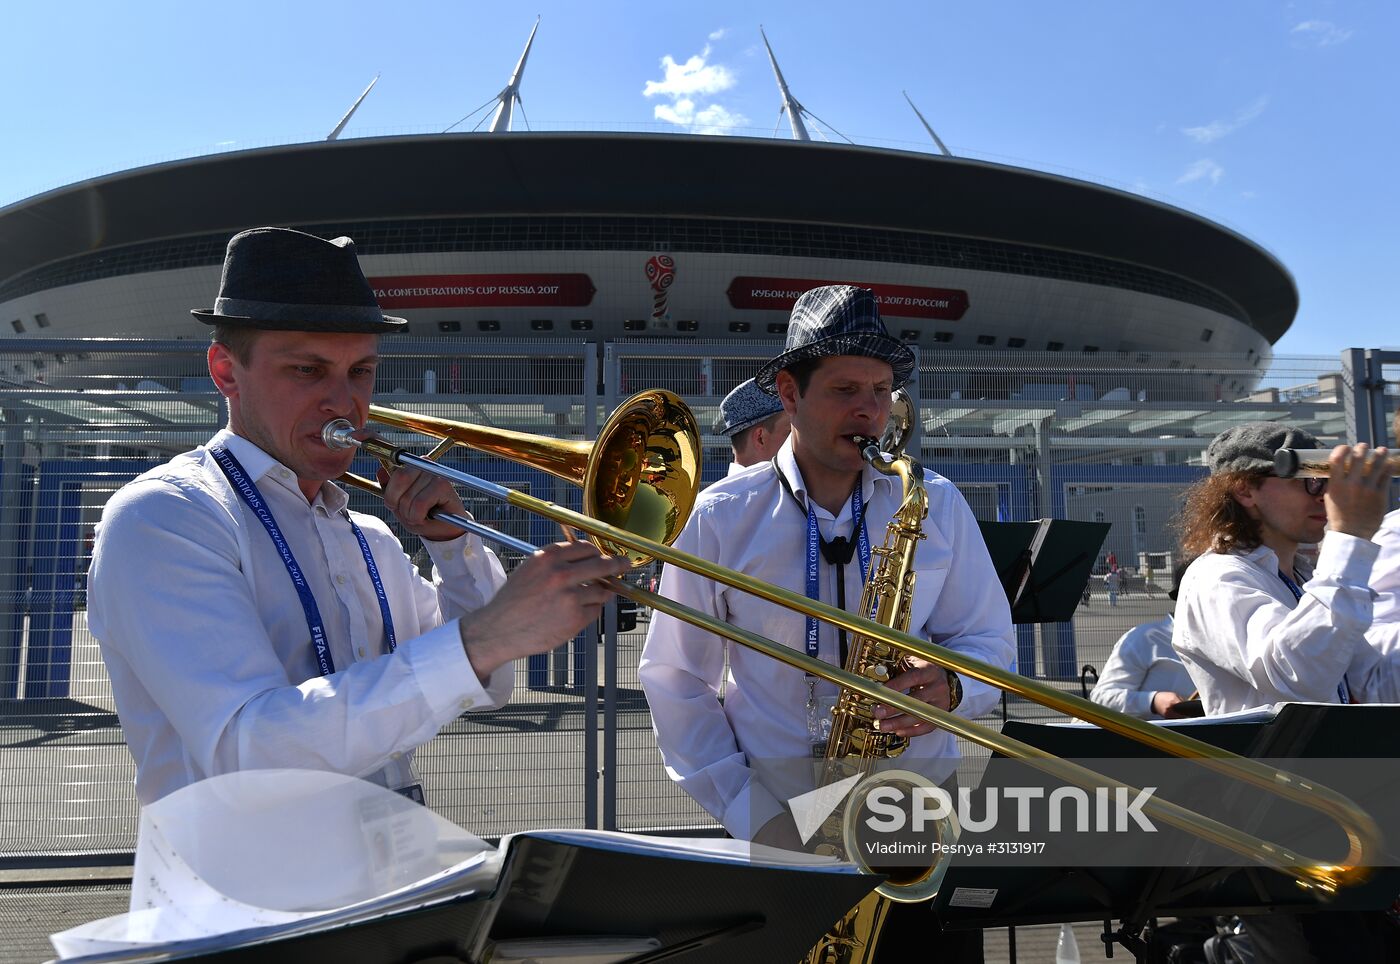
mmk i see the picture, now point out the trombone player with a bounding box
[639,286,1015,963]
[89,227,627,807]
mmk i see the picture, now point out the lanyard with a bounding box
[802,485,872,665]
[211,443,396,676]
[1278,568,1349,704]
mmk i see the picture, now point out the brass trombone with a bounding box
[326,395,1383,896]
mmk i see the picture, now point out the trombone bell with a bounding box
[361,391,701,567]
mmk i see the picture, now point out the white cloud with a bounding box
[1177,159,1225,186]
[708,27,728,42]
[692,104,748,134]
[1292,20,1353,46]
[653,99,697,125]
[644,43,749,133]
[1182,96,1269,144]
[642,45,736,98]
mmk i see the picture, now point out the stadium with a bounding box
[0,130,1294,400]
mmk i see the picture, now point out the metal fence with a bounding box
[0,337,1391,957]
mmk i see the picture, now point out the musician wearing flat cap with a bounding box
[1171,427,1400,964]
[715,376,790,474]
[89,227,627,806]
[1171,423,1393,718]
[640,285,1014,962]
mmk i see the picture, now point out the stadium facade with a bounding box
[0,132,1294,396]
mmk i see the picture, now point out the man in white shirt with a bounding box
[1091,566,1197,719]
[1361,409,1400,700]
[714,377,790,475]
[1171,423,1391,717]
[89,227,626,806]
[639,285,1014,962]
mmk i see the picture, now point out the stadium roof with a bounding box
[0,132,1298,342]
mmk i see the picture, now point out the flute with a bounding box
[1274,448,1399,478]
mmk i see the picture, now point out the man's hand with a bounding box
[872,657,950,738]
[1325,443,1393,541]
[377,464,471,543]
[1151,691,1186,718]
[459,541,630,682]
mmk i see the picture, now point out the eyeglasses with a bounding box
[1302,477,1328,497]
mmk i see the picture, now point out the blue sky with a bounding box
[2,1,1395,358]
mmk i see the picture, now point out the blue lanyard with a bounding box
[1278,568,1349,704]
[211,443,396,676]
[803,484,873,662]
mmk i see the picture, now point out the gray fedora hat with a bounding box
[715,377,786,437]
[191,227,406,333]
[754,285,915,394]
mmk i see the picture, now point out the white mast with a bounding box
[489,16,540,133]
[760,25,810,142]
[903,90,952,156]
[326,74,379,141]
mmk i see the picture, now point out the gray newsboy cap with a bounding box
[715,377,785,437]
[1205,422,1322,474]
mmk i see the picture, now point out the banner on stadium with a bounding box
[368,274,597,309]
[726,277,969,320]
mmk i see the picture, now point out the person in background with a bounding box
[1091,564,1196,719]
[1104,567,1121,606]
[715,377,790,474]
[1360,407,1400,701]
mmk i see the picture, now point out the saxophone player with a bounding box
[639,286,1015,963]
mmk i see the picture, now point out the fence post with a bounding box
[1342,349,1373,445]
[0,410,26,697]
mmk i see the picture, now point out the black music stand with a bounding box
[60,832,878,964]
[977,519,1109,622]
[930,703,1400,962]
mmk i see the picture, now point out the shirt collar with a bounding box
[209,428,349,514]
[773,436,892,520]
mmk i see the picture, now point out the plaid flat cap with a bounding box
[1205,422,1322,474]
[714,377,785,437]
[754,285,915,394]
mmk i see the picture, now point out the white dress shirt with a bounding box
[89,429,511,804]
[725,461,765,478]
[1360,509,1400,701]
[1171,535,1381,715]
[1090,615,1195,719]
[639,439,1016,840]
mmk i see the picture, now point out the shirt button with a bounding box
[278,468,290,479]
[335,574,346,585]
[358,647,366,658]
[460,698,475,710]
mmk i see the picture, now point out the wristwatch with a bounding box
[944,668,963,713]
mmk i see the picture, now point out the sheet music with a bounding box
[50,770,499,961]
[49,773,857,962]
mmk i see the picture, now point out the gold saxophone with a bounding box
[803,391,959,964]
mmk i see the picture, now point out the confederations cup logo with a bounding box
[645,255,676,320]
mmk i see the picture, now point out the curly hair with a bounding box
[1174,470,1267,559]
